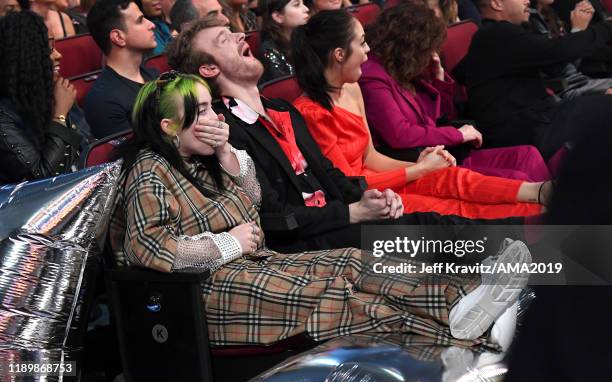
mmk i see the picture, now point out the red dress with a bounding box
[294,97,542,219]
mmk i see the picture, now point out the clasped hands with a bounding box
[417,145,457,169]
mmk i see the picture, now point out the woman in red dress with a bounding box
[291,10,549,219]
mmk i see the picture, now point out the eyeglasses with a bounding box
[155,70,180,109]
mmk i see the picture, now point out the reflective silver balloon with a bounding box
[0,162,122,381]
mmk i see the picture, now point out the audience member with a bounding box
[191,0,230,24]
[135,0,172,56]
[464,0,612,159]
[529,0,612,99]
[160,0,174,24]
[258,0,309,83]
[360,3,550,181]
[0,11,82,183]
[167,16,527,253]
[0,0,20,16]
[169,0,197,30]
[292,10,548,220]
[506,96,612,380]
[111,71,530,349]
[457,0,481,24]
[84,0,157,139]
[304,0,343,15]
[31,0,77,37]
[222,0,257,32]
[425,0,459,24]
[56,0,87,33]
[64,0,94,32]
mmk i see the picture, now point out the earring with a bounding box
[172,134,180,149]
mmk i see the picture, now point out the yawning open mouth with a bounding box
[241,43,253,58]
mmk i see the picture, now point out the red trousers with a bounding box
[394,167,542,219]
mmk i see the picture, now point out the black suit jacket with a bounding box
[216,97,363,240]
[464,19,612,151]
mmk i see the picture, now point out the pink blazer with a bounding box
[359,54,463,149]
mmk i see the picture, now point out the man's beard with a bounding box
[226,59,265,84]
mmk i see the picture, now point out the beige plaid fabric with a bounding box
[110,149,494,349]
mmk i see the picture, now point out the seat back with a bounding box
[80,129,133,168]
[346,3,381,27]
[144,54,171,74]
[246,30,262,58]
[439,19,478,74]
[70,70,101,108]
[601,0,612,13]
[55,34,104,78]
[260,75,303,103]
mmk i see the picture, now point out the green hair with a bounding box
[132,73,210,133]
[119,73,225,196]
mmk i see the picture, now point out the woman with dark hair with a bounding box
[360,3,551,182]
[303,0,345,15]
[110,71,532,349]
[292,10,550,220]
[222,0,257,32]
[0,11,82,184]
[135,0,173,56]
[258,0,309,83]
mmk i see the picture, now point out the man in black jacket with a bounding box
[464,0,612,159]
[167,16,522,252]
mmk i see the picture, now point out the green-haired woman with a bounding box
[109,72,530,350]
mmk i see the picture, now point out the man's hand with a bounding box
[349,189,397,223]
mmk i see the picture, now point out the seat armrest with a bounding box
[106,265,214,382]
[260,212,298,232]
[106,266,211,284]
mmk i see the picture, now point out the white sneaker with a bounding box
[489,301,518,352]
[449,239,531,340]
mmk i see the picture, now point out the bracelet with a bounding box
[52,114,67,127]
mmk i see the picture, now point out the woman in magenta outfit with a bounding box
[358,3,551,182]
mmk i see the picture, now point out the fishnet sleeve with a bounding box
[221,146,261,208]
[173,232,243,272]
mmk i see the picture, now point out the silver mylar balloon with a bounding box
[0,161,122,381]
[250,333,512,382]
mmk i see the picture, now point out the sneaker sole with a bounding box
[451,240,532,340]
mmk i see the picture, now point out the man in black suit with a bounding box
[167,16,520,252]
[464,0,612,159]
